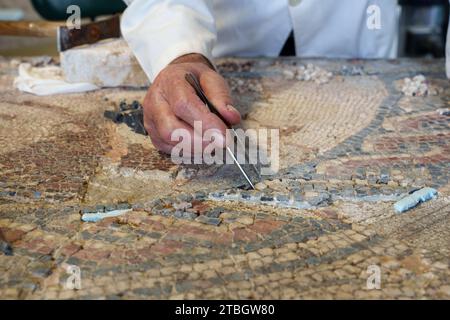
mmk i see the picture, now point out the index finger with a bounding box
[166,78,230,144]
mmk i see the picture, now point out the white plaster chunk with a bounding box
[60,38,149,87]
[81,209,131,222]
[400,75,429,97]
[296,64,333,84]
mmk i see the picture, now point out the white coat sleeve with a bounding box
[120,0,217,82]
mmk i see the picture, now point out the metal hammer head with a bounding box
[57,15,121,52]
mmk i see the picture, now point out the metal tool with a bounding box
[185,72,259,189]
[0,14,121,52]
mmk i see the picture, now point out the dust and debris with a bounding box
[283,63,333,84]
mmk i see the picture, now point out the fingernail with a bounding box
[211,129,225,148]
[226,104,238,113]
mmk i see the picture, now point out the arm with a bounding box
[121,0,240,154]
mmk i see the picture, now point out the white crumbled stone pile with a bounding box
[401,75,429,97]
[228,78,263,93]
[61,38,149,87]
[283,63,333,84]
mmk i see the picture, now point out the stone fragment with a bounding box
[282,69,296,79]
[95,205,106,212]
[394,187,438,213]
[308,193,330,207]
[205,207,225,218]
[224,189,240,199]
[290,191,303,202]
[193,191,207,200]
[196,215,221,226]
[178,193,194,202]
[61,39,149,87]
[377,173,390,184]
[173,210,184,219]
[236,216,254,225]
[275,194,290,203]
[437,108,450,116]
[81,209,132,222]
[105,204,117,212]
[296,64,333,84]
[176,211,197,220]
[255,182,267,191]
[117,203,131,210]
[0,240,13,256]
[239,191,252,200]
[400,74,429,97]
[191,201,210,215]
[158,208,175,217]
[209,191,224,199]
[432,262,448,270]
[260,193,274,202]
[81,207,97,214]
[341,65,366,76]
[173,202,192,211]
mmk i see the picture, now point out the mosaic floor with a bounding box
[0,57,449,299]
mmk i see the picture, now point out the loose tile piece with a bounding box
[394,187,438,213]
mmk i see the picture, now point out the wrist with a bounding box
[170,53,216,71]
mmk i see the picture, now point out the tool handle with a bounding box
[0,21,59,37]
[185,73,231,128]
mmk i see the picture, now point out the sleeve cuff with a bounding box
[120,0,216,82]
[148,41,213,81]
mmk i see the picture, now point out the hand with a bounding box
[143,53,241,155]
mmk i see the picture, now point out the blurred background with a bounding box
[0,0,448,58]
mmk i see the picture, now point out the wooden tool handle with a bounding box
[0,21,61,37]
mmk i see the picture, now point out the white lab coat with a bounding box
[121,0,400,82]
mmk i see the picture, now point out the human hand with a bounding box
[143,53,241,155]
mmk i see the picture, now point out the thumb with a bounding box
[199,70,241,126]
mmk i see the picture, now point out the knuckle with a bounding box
[216,86,232,100]
[156,121,177,143]
[205,114,227,132]
[201,72,232,101]
[172,98,190,116]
